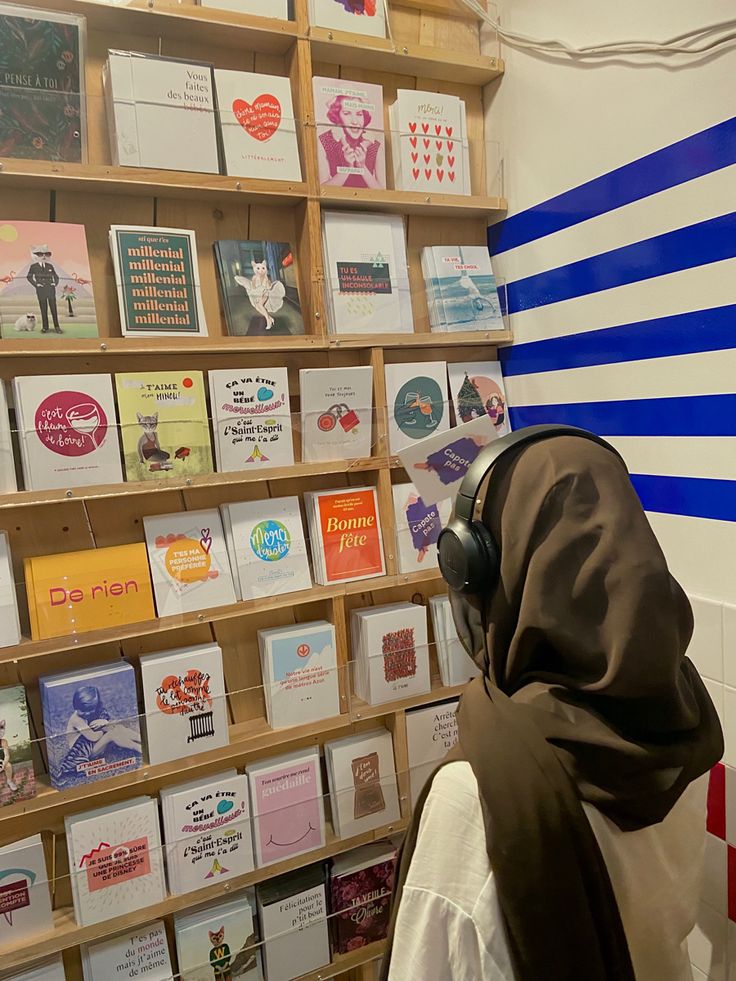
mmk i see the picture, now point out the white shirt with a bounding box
[388,762,708,981]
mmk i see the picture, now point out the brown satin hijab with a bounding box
[382,435,723,981]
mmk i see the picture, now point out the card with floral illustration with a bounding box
[330,843,396,953]
[0,4,86,163]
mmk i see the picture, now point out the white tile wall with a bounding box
[722,687,736,768]
[704,834,729,914]
[690,595,725,682]
[690,902,727,981]
[725,605,736,688]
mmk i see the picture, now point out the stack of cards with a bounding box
[258,621,340,729]
[391,482,451,574]
[389,90,470,195]
[447,360,510,436]
[321,211,412,335]
[40,661,143,790]
[143,508,237,618]
[384,360,449,455]
[209,367,294,471]
[220,497,312,600]
[299,366,374,463]
[351,603,431,706]
[421,247,504,333]
[305,486,385,585]
[0,835,53,946]
[247,748,326,869]
[324,729,400,839]
[140,643,229,765]
[161,771,254,896]
[81,922,173,981]
[429,594,481,687]
[405,699,459,808]
[257,865,330,981]
[65,798,165,927]
[175,895,262,981]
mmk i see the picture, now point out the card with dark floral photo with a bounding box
[0,5,86,163]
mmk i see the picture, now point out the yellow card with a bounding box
[26,543,155,640]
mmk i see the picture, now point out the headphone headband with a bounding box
[453,424,627,522]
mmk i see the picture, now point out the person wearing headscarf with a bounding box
[381,432,723,981]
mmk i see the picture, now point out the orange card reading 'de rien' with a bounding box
[316,488,385,583]
[24,543,155,640]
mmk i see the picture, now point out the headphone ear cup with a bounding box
[471,520,500,593]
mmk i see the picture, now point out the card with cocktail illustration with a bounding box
[13,374,123,491]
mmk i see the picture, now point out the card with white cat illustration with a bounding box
[0,220,98,339]
[214,240,304,337]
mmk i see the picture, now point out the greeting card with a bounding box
[0,686,35,807]
[209,367,294,471]
[397,413,496,504]
[214,70,301,181]
[313,77,385,189]
[143,509,237,617]
[214,240,304,337]
[0,221,98,339]
[447,360,510,436]
[0,5,86,163]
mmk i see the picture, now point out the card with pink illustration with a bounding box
[0,220,98,340]
[13,374,123,491]
[313,77,386,189]
[397,413,497,504]
[389,90,469,195]
[247,748,326,868]
[214,69,302,181]
[143,509,237,617]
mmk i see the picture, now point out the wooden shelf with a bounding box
[0,676,464,843]
[0,457,386,510]
[10,0,299,52]
[2,569,442,665]
[328,329,512,349]
[0,160,308,204]
[299,941,386,981]
[321,185,507,218]
[0,821,404,972]
[309,25,504,85]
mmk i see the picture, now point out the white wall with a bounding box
[485,0,736,604]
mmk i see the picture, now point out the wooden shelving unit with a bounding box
[0,0,504,978]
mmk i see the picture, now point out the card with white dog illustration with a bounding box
[214,239,304,337]
[0,220,98,339]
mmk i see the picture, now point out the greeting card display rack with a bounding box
[0,0,507,977]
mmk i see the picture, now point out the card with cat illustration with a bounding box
[0,220,99,339]
[214,70,302,181]
[175,895,262,981]
[115,371,213,483]
[214,240,304,337]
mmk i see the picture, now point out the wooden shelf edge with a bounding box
[1,569,443,664]
[298,940,387,981]
[321,186,507,218]
[309,25,503,85]
[0,456,388,510]
[329,329,512,349]
[2,0,298,52]
[0,160,308,203]
[0,822,404,972]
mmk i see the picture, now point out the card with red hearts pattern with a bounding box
[390,89,469,195]
[214,68,302,181]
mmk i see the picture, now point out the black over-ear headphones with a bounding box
[437,424,627,601]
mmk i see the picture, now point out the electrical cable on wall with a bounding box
[457,0,736,57]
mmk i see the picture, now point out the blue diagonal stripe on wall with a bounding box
[504,212,736,314]
[488,116,736,256]
[500,304,736,376]
[508,394,736,436]
[631,474,736,523]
